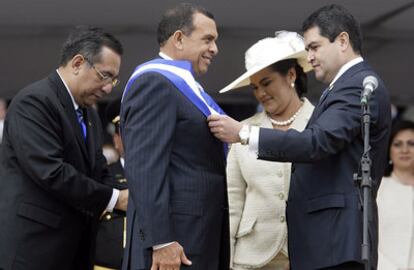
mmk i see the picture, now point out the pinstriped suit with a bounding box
[120,70,230,270]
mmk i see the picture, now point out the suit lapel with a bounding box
[49,71,91,163]
[307,61,367,126]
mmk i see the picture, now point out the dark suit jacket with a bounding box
[120,70,230,270]
[0,71,114,270]
[257,62,391,269]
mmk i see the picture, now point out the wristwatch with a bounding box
[238,124,250,145]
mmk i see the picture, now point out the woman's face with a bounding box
[250,66,297,116]
[390,129,414,171]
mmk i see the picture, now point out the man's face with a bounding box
[73,46,121,107]
[180,12,218,75]
[304,26,342,84]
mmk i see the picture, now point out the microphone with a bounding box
[361,76,378,105]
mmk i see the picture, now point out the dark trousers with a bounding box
[319,261,365,270]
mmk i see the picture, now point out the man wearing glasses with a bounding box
[0,25,128,270]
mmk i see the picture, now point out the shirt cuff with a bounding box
[106,188,120,212]
[153,242,175,250]
[249,126,259,156]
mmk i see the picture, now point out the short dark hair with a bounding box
[157,3,214,46]
[269,59,308,97]
[59,25,123,66]
[384,120,414,176]
[302,4,362,55]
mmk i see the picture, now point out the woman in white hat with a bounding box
[224,31,314,270]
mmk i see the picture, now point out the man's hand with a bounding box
[151,242,192,270]
[115,189,128,211]
[207,114,243,143]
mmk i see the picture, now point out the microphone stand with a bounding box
[354,100,372,270]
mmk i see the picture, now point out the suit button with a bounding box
[280,216,285,223]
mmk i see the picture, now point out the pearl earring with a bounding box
[291,82,295,88]
[389,160,393,165]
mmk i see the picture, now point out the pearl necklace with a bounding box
[267,103,303,126]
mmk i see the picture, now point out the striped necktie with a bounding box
[76,108,87,141]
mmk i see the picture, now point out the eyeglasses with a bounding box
[85,58,120,87]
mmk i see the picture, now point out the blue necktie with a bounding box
[76,108,87,141]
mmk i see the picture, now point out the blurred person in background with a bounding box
[95,98,128,270]
[102,144,120,165]
[220,31,314,270]
[377,120,414,270]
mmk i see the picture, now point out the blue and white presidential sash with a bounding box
[122,58,225,117]
[121,58,227,156]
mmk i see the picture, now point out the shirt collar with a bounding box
[56,69,79,111]
[329,56,364,87]
[159,52,173,60]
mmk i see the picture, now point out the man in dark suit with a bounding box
[208,4,391,270]
[0,26,128,270]
[120,3,229,270]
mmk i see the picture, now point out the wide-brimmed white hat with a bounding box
[220,31,312,93]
